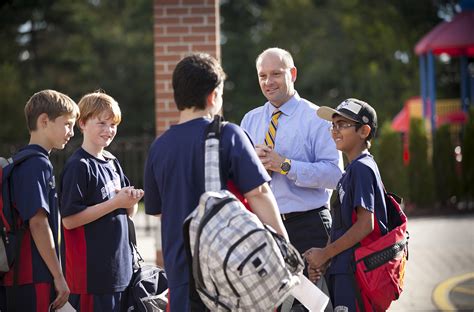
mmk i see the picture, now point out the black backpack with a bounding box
[123,218,168,312]
[0,149,45,278]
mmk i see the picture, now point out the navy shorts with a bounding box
[169,283,190,312]
[68,292,125,312]
[328,274,357,311]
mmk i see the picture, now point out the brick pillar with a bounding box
[153,0,220,136]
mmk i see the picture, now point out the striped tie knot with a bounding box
[264,110,282,148]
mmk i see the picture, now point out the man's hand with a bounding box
[255,144,285,173]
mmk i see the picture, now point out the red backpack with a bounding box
[354,192,409,311]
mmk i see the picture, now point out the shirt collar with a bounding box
[22,144,49,156]
[265,91,300,117]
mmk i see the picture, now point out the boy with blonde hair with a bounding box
[59,91,143,311]
[2,89,78,311]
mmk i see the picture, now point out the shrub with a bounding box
[433,124,459,208]
[373,122,408,199]
[462,109,474,200]
[407,118,434,208]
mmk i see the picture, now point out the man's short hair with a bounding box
[25,89,79,132]
[78,91,122,126]
[256,47,295,69]
[172,53,226,111]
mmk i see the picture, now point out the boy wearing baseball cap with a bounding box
[304,98,388,311]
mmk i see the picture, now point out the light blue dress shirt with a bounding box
[241,92,343,214]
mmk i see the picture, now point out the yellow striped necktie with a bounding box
[264,110,282,148]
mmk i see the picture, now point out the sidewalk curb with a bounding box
[432,272,474,310]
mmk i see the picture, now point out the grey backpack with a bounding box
[183,116,304,311]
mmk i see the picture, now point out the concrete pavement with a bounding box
[133,212,474,311]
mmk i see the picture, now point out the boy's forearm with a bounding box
[127,203,138,218]
[29,209,64,279]
[245,183,289,241]
[62,198,118,229]
[324,208,373,260]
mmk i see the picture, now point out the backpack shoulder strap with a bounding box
[2,149,46,170]
[204,115,224,192]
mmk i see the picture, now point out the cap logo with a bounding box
[362,116,369,123]
[337,100,362,114]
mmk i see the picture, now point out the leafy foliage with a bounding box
[0,0,154,142]
[221,0,440,126]
[462,109,474,199]
[407,118,434,207]
[433,125,460,206]
[372,122,408,198]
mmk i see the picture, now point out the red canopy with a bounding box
[415,10,474,56]
[391,104,410,132]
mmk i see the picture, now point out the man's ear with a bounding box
[37,113,49,129]
[358,124,372,140]
[290,67,297,82]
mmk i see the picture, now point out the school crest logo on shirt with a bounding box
[101,178,121,200]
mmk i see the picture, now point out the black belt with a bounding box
[280,206,327,221]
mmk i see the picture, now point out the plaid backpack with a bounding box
[183,116,304,311]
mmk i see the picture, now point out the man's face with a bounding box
[257,53,296,107]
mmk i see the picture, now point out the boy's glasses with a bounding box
[330,122,360,132]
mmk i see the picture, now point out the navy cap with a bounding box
[317,98,378,138]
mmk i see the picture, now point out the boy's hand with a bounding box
[125,187,144,201]
[51,274,70,309]
[114,187,144,209]
[303,247,329,269]
[308,265,324,283]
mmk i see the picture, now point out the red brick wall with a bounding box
[153,0,220,135]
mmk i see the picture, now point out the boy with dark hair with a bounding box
[2,89,78,311]
[59,91,144,311]
[304,98,386,311]
[144,53,288,311]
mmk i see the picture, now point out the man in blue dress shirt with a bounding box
[241,47,343,310]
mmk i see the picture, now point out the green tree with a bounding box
[372,122,408,199]
[220,0,267,121]
[433,125,459,208]
[0,63,28,144]
[221,0,440,128]
[408,118,434,207]
[0,0,154,138]
[462,109,474,199]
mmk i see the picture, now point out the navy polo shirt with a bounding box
[144,118,270,288]
[3,144,59,286]
[328,153,387,275]
[59,148,132,294]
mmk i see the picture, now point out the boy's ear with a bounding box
[37,113,49,129]
[78,118,87,131]
[358,124,372,140]
[205,89,217,109]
